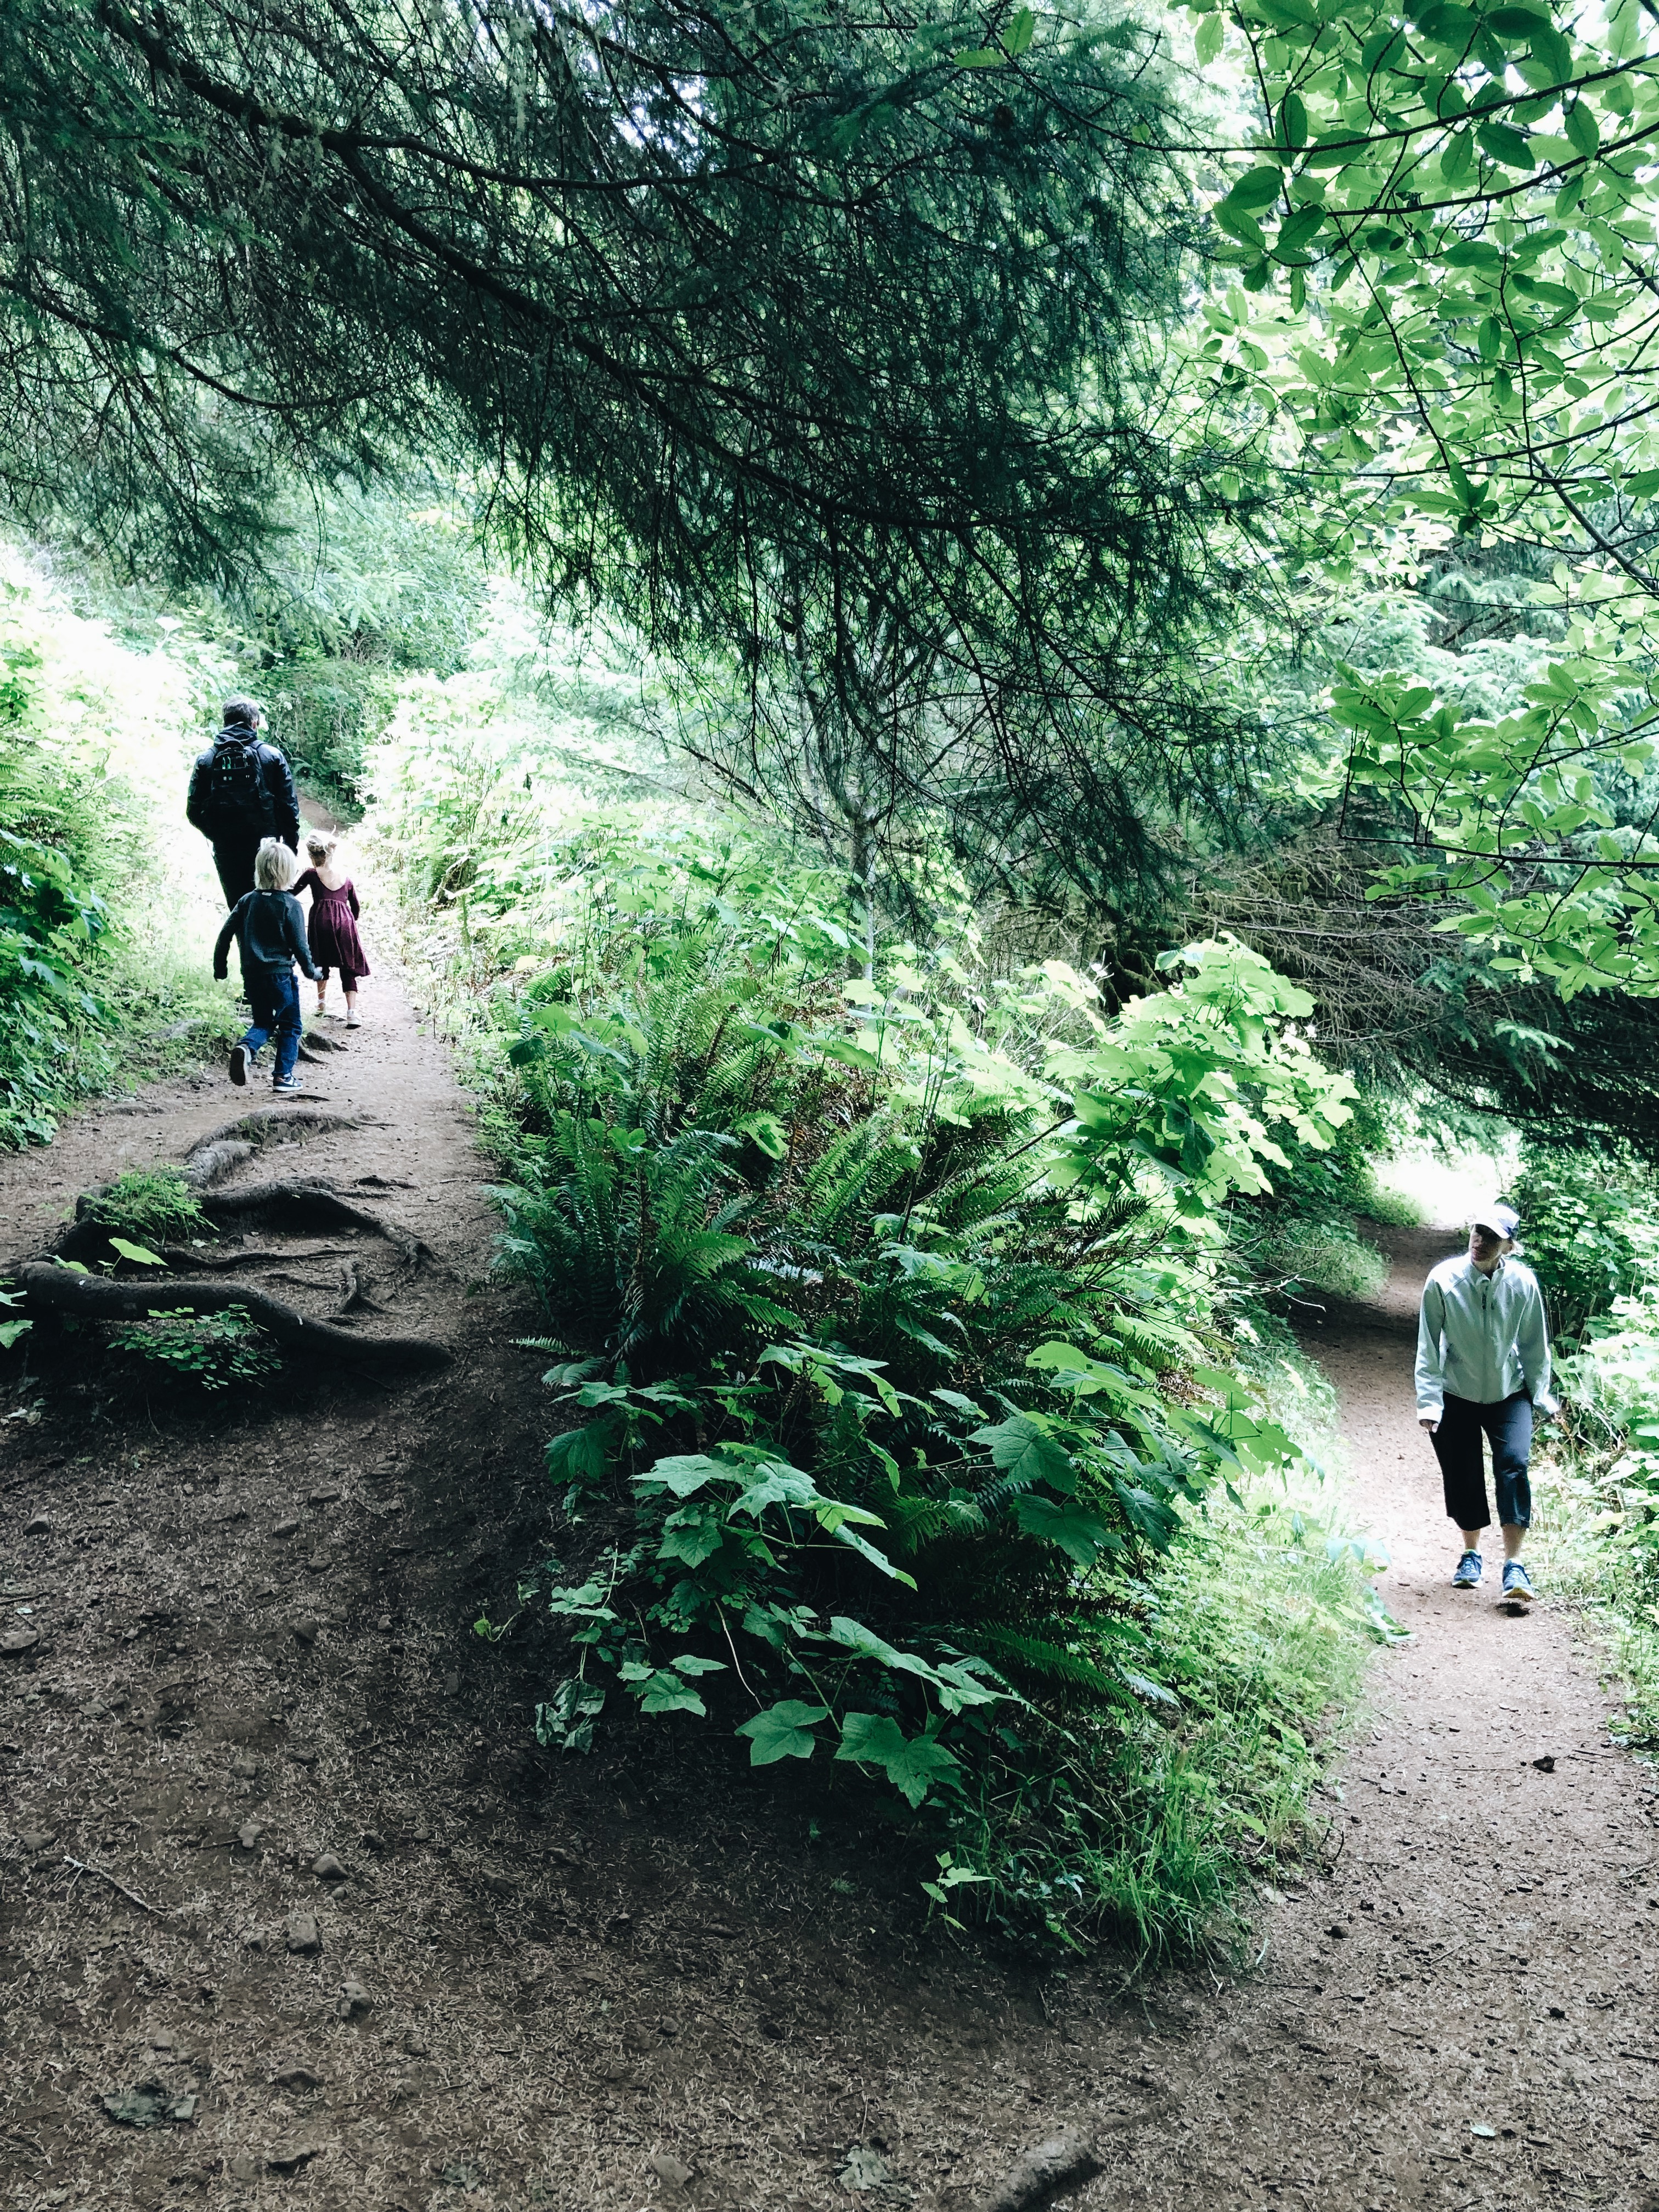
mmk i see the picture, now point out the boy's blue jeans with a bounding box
[241,966,302,1083]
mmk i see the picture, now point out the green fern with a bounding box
[883,1491,987,1553]
[963,1624,1131,1706]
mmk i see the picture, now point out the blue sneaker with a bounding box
[1452,1549,1483,1589]
[1503,1560,1534,1603]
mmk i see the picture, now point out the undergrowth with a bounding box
[370,804,1387,1959]
[0,541,240,1142]
[1254,1217,1389,1302]
[1522,1144,1659,1748]
[108,1302,281,1392]
[84,1167,207,1244]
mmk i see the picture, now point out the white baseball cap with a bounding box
[1470,1201,1520,1239]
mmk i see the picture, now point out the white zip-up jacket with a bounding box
[1415,1253,1555,1419]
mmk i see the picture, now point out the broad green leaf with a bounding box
[835,1713,962,1807]
[733,1111,788,1160]
[1012,1493,1118,1567]
[736,1699,829,1764]
[1003,7,1036,56]
[969,1412,1076,1492]
[1224,167,1286,213]
[1475,120,1534,170]
[547,1420,612,1485]
[1212,201,1266,251]
[657,1504,727,1566]
[1564,100,1600,162]
[732,1461,822,1515]
[830,1522,917,1586]
[637,1671,708,1716]
[637,1452,727,1498]
[110,1237,166,1266]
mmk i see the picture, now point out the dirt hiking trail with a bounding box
[3,952,1658,2212]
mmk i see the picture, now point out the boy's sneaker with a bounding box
[229,1043,250,1088]
[1502,1560,1535,1603]
[272,1075,306,1096]
[1452,1549,1483,1589]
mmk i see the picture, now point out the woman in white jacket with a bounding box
[1415,1201,1555,1603]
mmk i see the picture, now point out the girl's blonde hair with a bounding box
[255,838,298,891]
[305,831,337,864]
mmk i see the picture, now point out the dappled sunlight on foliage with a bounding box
[0,543,239,1142]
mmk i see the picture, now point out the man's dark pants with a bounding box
[212,836,262,995]
[212,836,261,910]
[1430,1391,1533,1531]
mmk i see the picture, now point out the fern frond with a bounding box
[883,1492,987,1553]
[965,1624,1130,1705]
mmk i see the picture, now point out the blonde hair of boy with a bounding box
[254,838,298,891]
[305,831,336,865]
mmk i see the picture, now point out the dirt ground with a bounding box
[4,944,1658,2212]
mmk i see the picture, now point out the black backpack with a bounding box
[205,730,275,835]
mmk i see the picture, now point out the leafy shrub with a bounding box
[108,1303,280,1392]
[0,541,238,1139]
[85,1169,206,1245]
[466,825,1373,1950]
[1513,1148,1659,1345]
[1532,1286,1659,1746]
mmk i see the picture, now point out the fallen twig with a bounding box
[63,1854,160,1913]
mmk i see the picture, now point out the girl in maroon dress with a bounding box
[295,833,370,1027]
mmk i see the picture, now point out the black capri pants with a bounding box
[1429,1391,1532,1531]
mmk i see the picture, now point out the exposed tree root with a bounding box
[155,1243,360,1272]
[180,1140,256,1190]
[186,1108,366,1156]
[331,1258,389,1317]
[197,1179,428,1269]
[16,1263,450,1373]
[181,1109,366,1192]
[61,1177,425,1273]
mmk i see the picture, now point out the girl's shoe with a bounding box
[345,1012,362,1028]
[272,1074,306,1096]
[1502,1560,1535,1602]
[229,1043,250,1088]
[1452,1549,1483,1589]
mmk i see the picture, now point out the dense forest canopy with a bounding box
[1,0,1289,912]
[9,0,1659,1069]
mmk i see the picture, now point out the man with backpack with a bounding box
[185,698,302,907]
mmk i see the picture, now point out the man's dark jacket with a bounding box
[185,727,301,851]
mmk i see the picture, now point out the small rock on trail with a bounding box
[284,1912,321,1955]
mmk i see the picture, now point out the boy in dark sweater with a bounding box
[213,838,319,1094]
